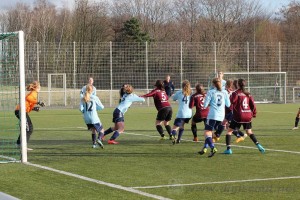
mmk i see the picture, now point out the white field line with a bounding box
[25,162,172,200]
[123,131,300,155]
[131,176,300,189]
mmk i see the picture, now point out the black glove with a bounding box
[33,107,40,112]
[38,101,45,107]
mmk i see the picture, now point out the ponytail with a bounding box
[83,84,93,102]
[238,79,250,96]
[212,78,222,91]
[182,80,191,96]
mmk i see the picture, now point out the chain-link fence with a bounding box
[23,42,300,107]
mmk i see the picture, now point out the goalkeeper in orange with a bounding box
[15,81,45,150]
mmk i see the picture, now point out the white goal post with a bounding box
[223,72,287,104]
[47,73,67,106]
[0,31,26,163]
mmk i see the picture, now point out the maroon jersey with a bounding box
[231,89,257,123]
[225,88,234,114]
[141,88,171,111]
[189,93,209,119]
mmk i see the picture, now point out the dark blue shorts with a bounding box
[205,119,222,131]
[229,120,252,130]
[112,108,124,123]
[86,123,103,133]
[173,118,191,127]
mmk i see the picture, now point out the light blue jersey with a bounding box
[80,85,96,98]
[117,93,145,114]
[172,90,192,118]
[221,79,226,90]
[204,87,230,121]
[80,95,104,124]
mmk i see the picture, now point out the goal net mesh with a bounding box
[0,32,22,163]
[224,72,286,103]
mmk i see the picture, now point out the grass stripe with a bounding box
[25,162,172,200]
[131,176,300,189]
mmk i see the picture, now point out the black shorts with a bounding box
[229,120,252,130]
[156,107,172,121]
[192,115,206,124]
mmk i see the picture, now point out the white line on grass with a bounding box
[25,162,172,200]
[123,132,300,155]
[131,176,300,189]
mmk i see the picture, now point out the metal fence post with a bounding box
[110,41,113,107]
[180,42,183,83]
[73,41,76,105]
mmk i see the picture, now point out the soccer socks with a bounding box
[156,125,164,137]
[165,125,172,136]
[104,127,113,136]
[295,117,299,127]
[191,124,197,137]
[171,129,177,137]
[92,133,96,144]
[226,134,231,150]
[177,128,184,141]
[249,133,258,144]
[98,132,104,140]
[205,136,214,149]
[110,131,120,140]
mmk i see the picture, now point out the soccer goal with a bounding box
[224,72,287,104]
[47,73,67,106]
[0,31,26,163]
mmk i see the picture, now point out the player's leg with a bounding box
[191,116,198,141]
[245,123,265,154]
[292,108,300,130]
[163,107,173,139]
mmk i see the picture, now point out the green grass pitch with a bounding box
[0,103,300,200]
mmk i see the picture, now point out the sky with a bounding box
[0,0,295,12]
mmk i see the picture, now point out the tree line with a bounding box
[0,0,299,44]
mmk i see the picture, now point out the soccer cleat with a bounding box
[235,134,247,143]
[169,135,174,140]
[96,139,104,149]
[193,137,198,142]
[92,144,97,148]
[256,144,265,154]
[198,148,207,155]
[212,136,220,143]
[108,140,119,145]
[208,147,217,158]
[223,149,232,154]
[176,139,181,144]
[171,136,176,145]
[160,136,168,140]
[292,127,299,130]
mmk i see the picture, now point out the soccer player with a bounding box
[224,79,265,154]
[15,81,45,150]
[198,78,230,158]
[213,79,246,143]
[163,75,175,97]
[80,84,105,149]
[103,84,145,144]
[292,108,300,130]
[140,80,173,140]
[189,84,209,142]
[217,70,226,90]
[170,80,192,144]
[80,77,96,98]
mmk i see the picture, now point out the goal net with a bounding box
[224,72,286,104]
[0,31,26,163]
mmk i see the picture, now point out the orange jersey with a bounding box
[15,90,38,113]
